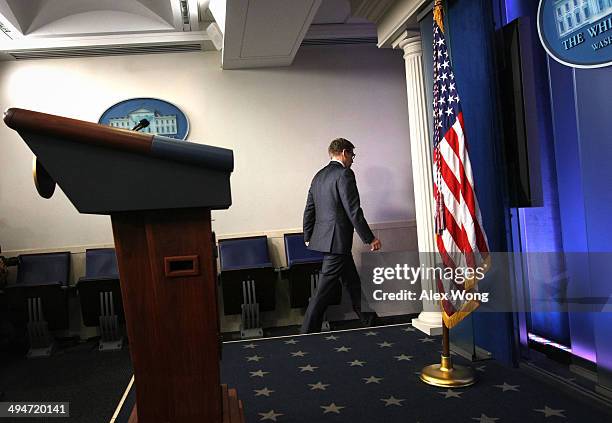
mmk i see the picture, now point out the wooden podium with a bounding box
[5,108,245,423]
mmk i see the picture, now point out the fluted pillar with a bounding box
[393,31,442,335]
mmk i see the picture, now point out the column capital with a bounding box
[391,31,423,58]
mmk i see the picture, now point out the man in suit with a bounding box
[301,138,381,334]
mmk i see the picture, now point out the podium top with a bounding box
[4,108,233,172]
[4,108,234,214]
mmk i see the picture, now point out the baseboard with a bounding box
[520,361,612,414]
[570,364,598,383]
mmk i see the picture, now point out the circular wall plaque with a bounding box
[538,0,612,69]
[99,98,189,140]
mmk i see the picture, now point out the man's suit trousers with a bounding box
[300,253,370,334]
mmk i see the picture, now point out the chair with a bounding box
[5,252,71,357]
[219,236,276,338]
[76,248,124,351]
[283,233,341,331]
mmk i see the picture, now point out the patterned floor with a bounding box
[217,324,612,423]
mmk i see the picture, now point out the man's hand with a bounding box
[305,241,309,247]
[370,238,382,251]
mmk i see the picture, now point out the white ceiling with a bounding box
[0,0,378,64]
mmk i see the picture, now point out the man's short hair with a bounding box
[328,138,355,156]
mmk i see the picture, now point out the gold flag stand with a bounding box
[420,323,476,387]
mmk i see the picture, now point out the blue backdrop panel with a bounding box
[574,66,612,386]
[548,59,597,363]
[446,0,514,365]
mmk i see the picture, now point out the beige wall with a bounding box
[0,44,414,253]
[0,44,420,332]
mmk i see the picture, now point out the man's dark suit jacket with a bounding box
[303,161,374,254]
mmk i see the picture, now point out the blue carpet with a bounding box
[219,324,610,422]
[114,323,612,422]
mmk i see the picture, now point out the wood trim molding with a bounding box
[349,0,397,23]
[350,0,428,48]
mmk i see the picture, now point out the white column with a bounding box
[393,31,442,336]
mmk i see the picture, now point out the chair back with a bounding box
[16,252,70,286]
[284,233,324,267]
[85,248,119,278]
[219,236,272,271]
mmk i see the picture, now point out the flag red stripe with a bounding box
[443,123,489,255]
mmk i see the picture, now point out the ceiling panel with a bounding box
[240,0,319,57]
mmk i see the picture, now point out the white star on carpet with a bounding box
[439,389,463,399]
[472,414,499,423]
[325,335,339,340]
[291,351,308,357]
[299,364,318,372]
[476,365,486,372]
[308,381,330,391]
[250,370,269,377]
[534,406,566,418]
[420,338,435,343]
[259,409,283,421]
[401,326,416,332]
[246,355,263,362]
[394,354,413,361]
[243,343,257,349]
[321,403,345,414]
[348,359,366,366]
[254,387,274,397]
[364,331,378,336]
[363,376,383,384]
[378,341,394,348]
[284,339,298,345]
[335,346,351,352]
[493,382,520,392]
[381,396,405,406]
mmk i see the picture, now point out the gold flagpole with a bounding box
[420,321,476,387]
[419,0,476,390]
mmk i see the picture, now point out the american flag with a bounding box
[432,1,490,329]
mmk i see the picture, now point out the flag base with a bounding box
[420,355,476,388]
